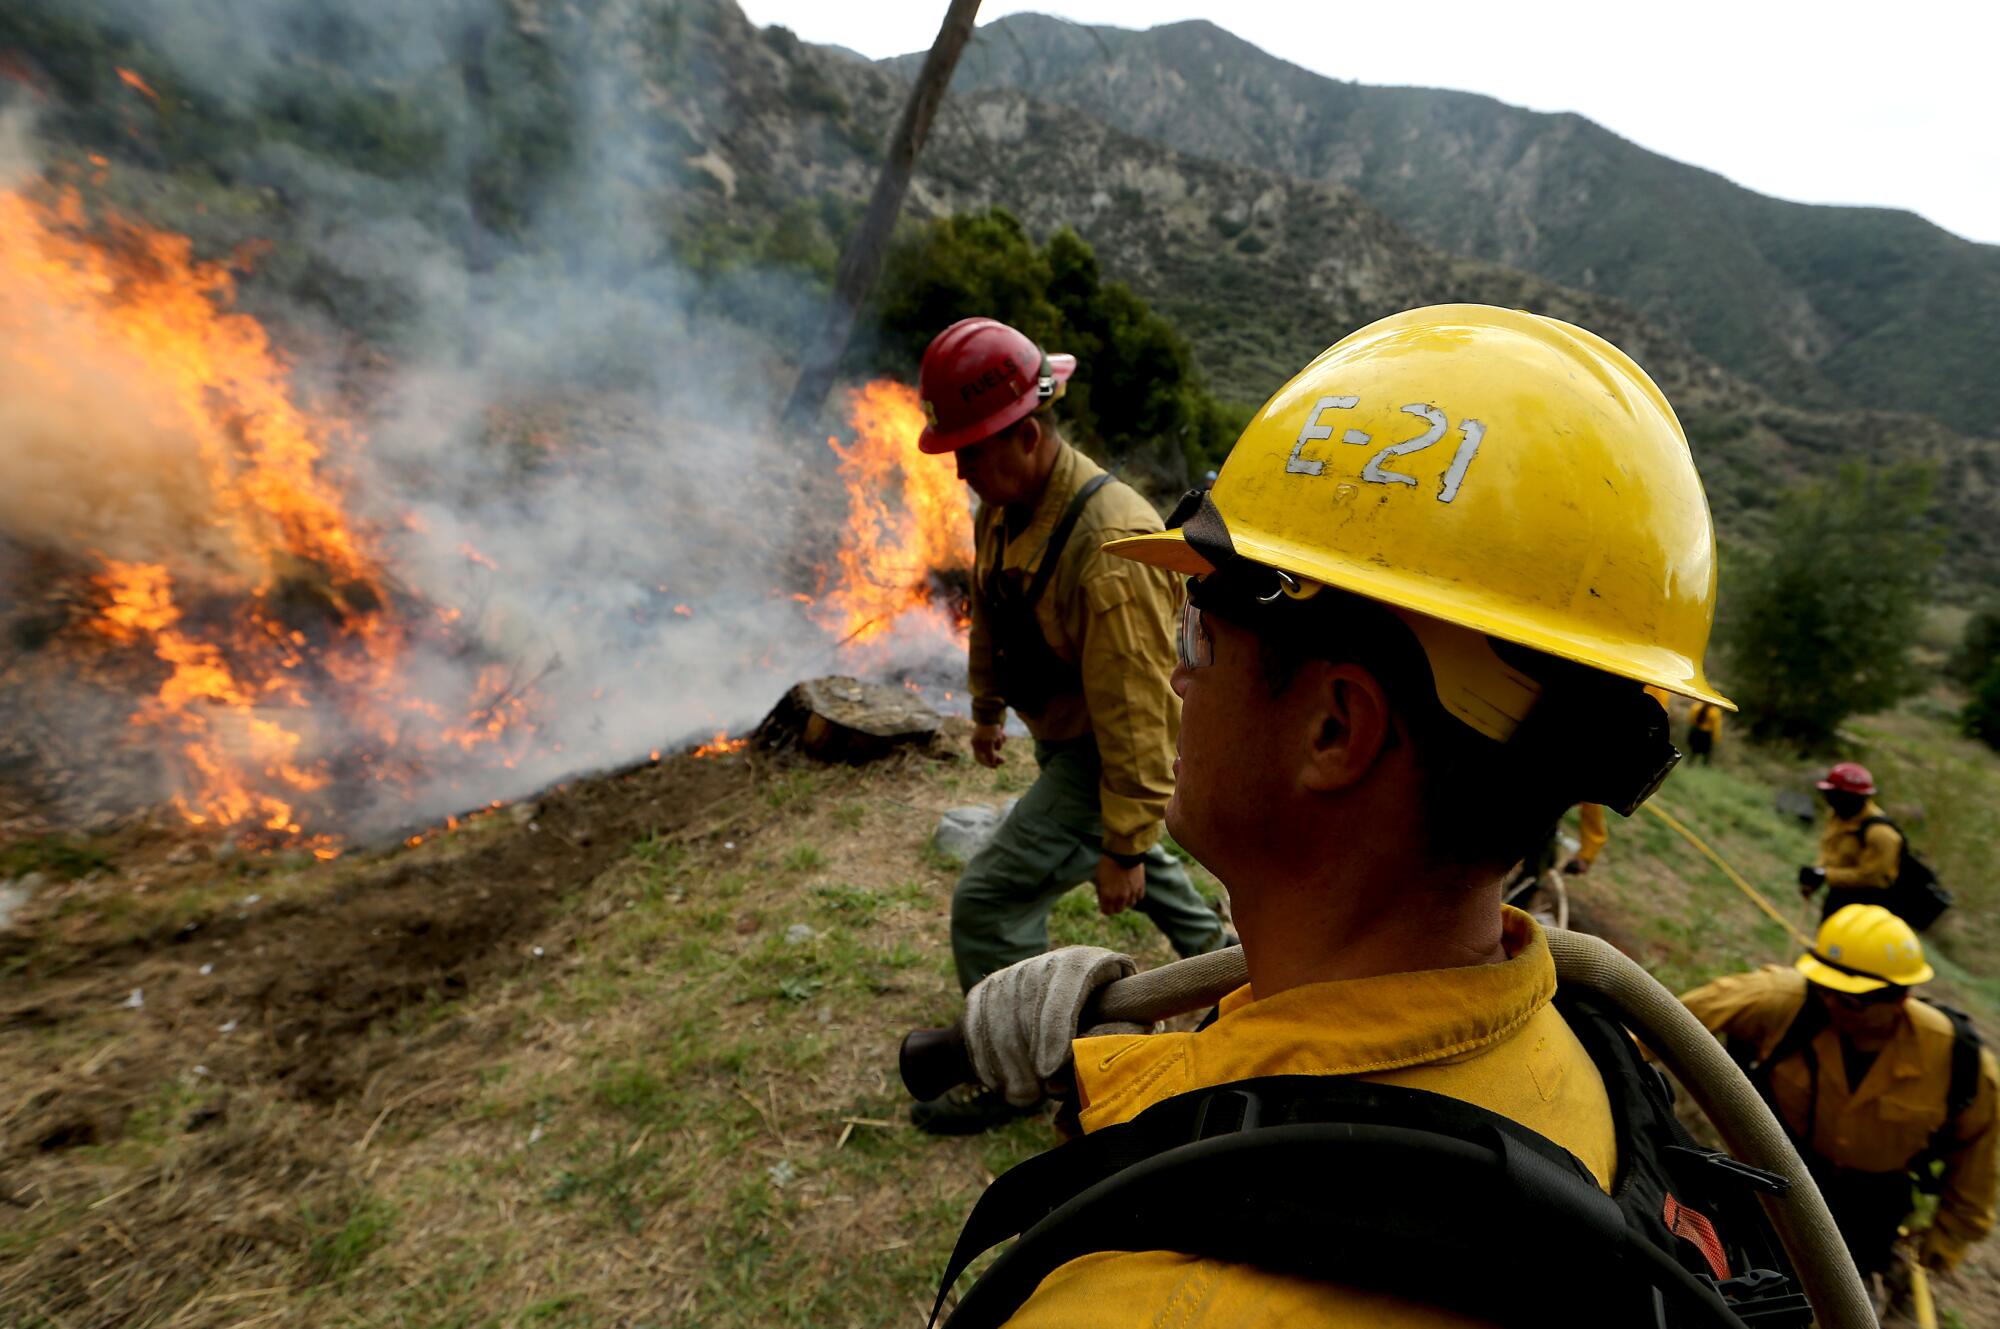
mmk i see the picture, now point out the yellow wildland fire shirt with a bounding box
[1575,802,1609,867]
[1681,966,1999,1269]
[1818,798,1903,891]
[1004,908,1617,1327]
[967,442,1182,858]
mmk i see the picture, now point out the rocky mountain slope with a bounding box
[894,14,2000,439]
[6,0,1997,589]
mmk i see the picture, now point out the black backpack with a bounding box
[929,990,1808,1328]
[978,474,1112,719]
[1854,815,1952,932]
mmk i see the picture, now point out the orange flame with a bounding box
[692,731,748,759]
[3,184,539,847]
[819,380,972,652]
[116,68,160,103]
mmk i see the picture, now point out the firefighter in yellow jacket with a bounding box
[943,305,1737,1322]
[910,319,1227,1133]
[1799,761,1905,919]
[1681,905,1998,1283]
[1688,699,1723,763]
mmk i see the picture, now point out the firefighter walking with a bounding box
[911,318,1227,1133]
[1799,762,1905,918]
[1681,904,1998,1296]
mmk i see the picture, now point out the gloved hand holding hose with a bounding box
[964,946,1141,1106]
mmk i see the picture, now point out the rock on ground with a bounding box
[931,801,1018,867]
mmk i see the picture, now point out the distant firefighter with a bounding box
[1687,700,1723,764]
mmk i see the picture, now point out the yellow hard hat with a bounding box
[1107,305,1731,710]
[1797,904,1934,994]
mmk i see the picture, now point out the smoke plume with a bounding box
[0,0,961,845]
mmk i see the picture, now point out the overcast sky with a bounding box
[737,0,2000,246]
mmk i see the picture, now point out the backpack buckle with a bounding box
[1664,1145,1790,1196]
[1192,1087,1263,1140]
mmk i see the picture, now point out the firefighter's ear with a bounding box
[1013,415,1043,454]
[1296,661,1394,795]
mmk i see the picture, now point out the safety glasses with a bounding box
[1823,984,1906,1011]
[1176,599,1213,671]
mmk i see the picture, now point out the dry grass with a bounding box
[3,706,1996,1328]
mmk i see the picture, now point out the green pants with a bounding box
[951,737,1226,992]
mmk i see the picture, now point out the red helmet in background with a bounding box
[1816,762,1877,796]
[916,317,1076,454]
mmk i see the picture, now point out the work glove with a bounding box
[963,946,1139,1107]
[1917,1228,1958,1273]
[1797,865,1827,895]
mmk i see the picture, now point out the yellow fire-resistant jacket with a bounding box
[1817,798,1904,891]
[1680,966,1999,1269]
[967,442,1182,857]
[1691,702,1724,737]
[1004,908,1617,1326]
[1575,803,1609,867]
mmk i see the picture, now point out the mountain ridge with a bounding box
[887,12,2000,439]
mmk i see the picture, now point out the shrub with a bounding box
[1721,463,1940,748]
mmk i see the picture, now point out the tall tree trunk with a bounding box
[781,0,982,429]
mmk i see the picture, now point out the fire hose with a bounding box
[899,930,1876,1329]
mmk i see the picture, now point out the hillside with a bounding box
[5,704,2000,1325]
[895,13,2000,439]
[7,0,1997,590]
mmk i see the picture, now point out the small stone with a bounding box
[532,946,546,958]
[239,894,261,906]
[931,801,1018,866]
[724,841,737,851]
[218,1019,238,1033]
[198,963,214,976]
[766,1159,798,1188]
[192,1064,209,1077]
[785,923,817,945]
[527,1124,544,1145]
[121,988,144,1010]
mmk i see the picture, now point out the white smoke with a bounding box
[1,1,962,843]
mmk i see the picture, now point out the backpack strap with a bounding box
[1740,990,1828,1154]
[1853,815,1905,870]
[1021,472,1114,609]
[927,1075,1749,1329]
[1917,1002,1983,1168]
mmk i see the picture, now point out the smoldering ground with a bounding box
[0,0,958,844]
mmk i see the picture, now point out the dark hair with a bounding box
[1233,582,1654,872]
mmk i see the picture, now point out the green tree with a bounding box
[1954,607,2000,750]
[1721,464,1940,748]
[867,209,1239,479]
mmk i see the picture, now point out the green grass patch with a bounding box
[304,1192,395,1284]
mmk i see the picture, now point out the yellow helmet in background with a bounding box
[1107,305,1732,710]
[1798,904,1935,994]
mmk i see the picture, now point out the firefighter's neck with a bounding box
[1234,769,1509,999]
[1004,421,1062,524]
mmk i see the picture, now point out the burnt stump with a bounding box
[754,676,942,764]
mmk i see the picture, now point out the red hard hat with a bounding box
[1816,761,1877,796]
[916,317,1076,454]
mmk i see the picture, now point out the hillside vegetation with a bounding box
[5,704,2000,1326]
[905,14,2000,438]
